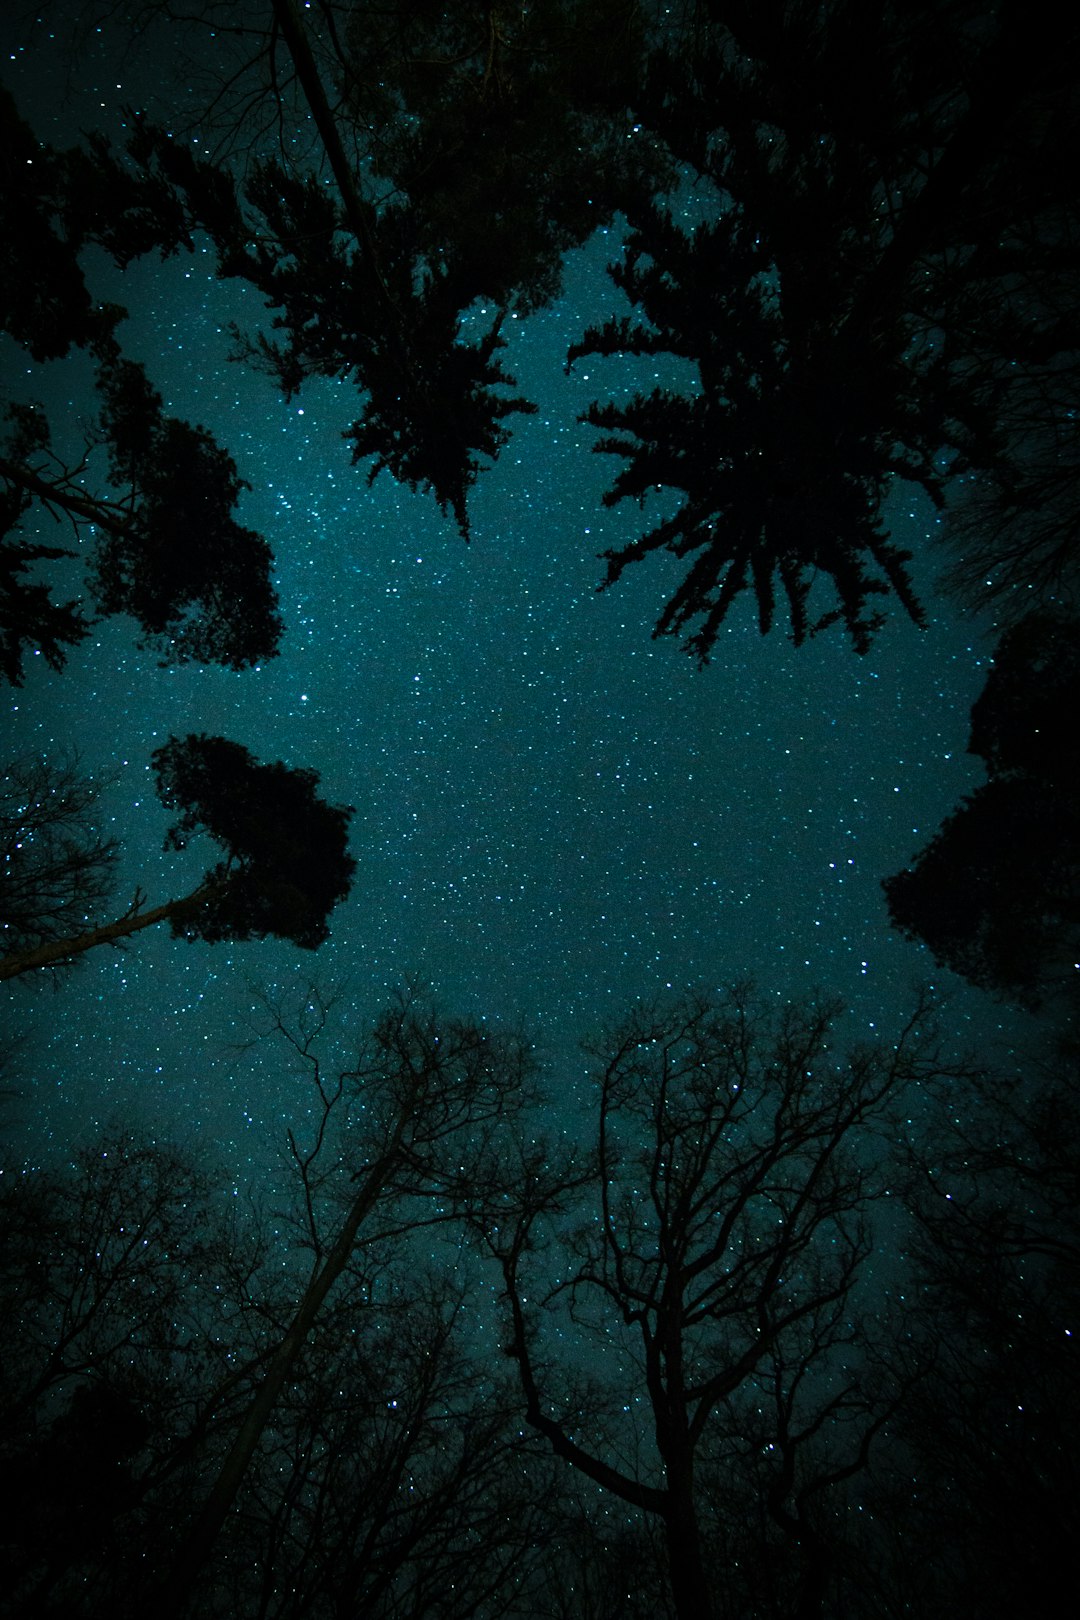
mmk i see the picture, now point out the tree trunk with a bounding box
[158,1134,409,1618]
[663,1471,714,1620]
[0,887,211,980]
[269,0,390,302]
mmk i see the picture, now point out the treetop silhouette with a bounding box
[0,91,282,681]
[0,736,355,981]
[884,611,1080,1007]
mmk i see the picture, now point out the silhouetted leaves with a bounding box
[572,202,930,656]
[0,87,190,362]
[885,612,1080,1006]
[139,132,538,537]
[0,737,355,981]
[0,350,283,677]
[85,352,284,669]
[0,511,89,686]
[117,0,665,537]
[339,0,667,314]
[0,93,281,680]
[0,88,106,362]
[153,733,356,949]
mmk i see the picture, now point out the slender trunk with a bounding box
[158,1144,405,1618]
[0,887,211,980]
[269,0,394,310]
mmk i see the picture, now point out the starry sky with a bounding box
[2,5,1034,1177]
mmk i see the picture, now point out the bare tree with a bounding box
[880,1050,1080,1620]
[0,752,119,968]
[160,983,533,1617]
[483,985,947,1620]
[0,1131,272,1618]
[215,1263,557,1620]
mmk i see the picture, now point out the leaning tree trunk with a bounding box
[158,1112,413,1619]
[0,885,213,980]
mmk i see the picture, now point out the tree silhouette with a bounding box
[0,1104,551,1620]
[881,1055,1080,1620]
[570,204,930,655]
[0,85,194,362]
[0,1131,265,1616]
[0,352,283,677]
[0,753,119,964]
[482,985,944,1620]
[0,735,355,981]
[0,503,90,685]
[336,0,667,315]
[7,4,1076,650]
[884,612,1080,1007]
[211,1268,557,1620]
[130,113,538,538]
[0,90,281,678]
[571,0,1078,656]
[939,378,1080,624]
[967,611,1080,781]
[93,0,667,537]
[156,983,533,1616]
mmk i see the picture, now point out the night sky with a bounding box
[2,6,1034,1176]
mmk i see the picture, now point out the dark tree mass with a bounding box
[153,733,356,949]
[2,2,1077,1618]
[0,88,282,678]
[885,610,1080,1008]
[568,0,1079,655]
[0,737,355,980]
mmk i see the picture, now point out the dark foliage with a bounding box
[136,132,537,537]
[86,352,283,668]
[113,0,667,537]
[0,87,191,362]
[338,0,668,314]
[967,610,1080,781]
[885,611,1080,1006]
[0,93,281,678]
[0,88,108,362]
[885,775,1079,1006]
[152,734,356,949]
[0,738,355,982]
[572,0,1078,656]
[0,501,89,686]
[571,203,930,657]
[0,1133,270,1617]
[881,1058,1080,1620]
[0,355,283,677]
